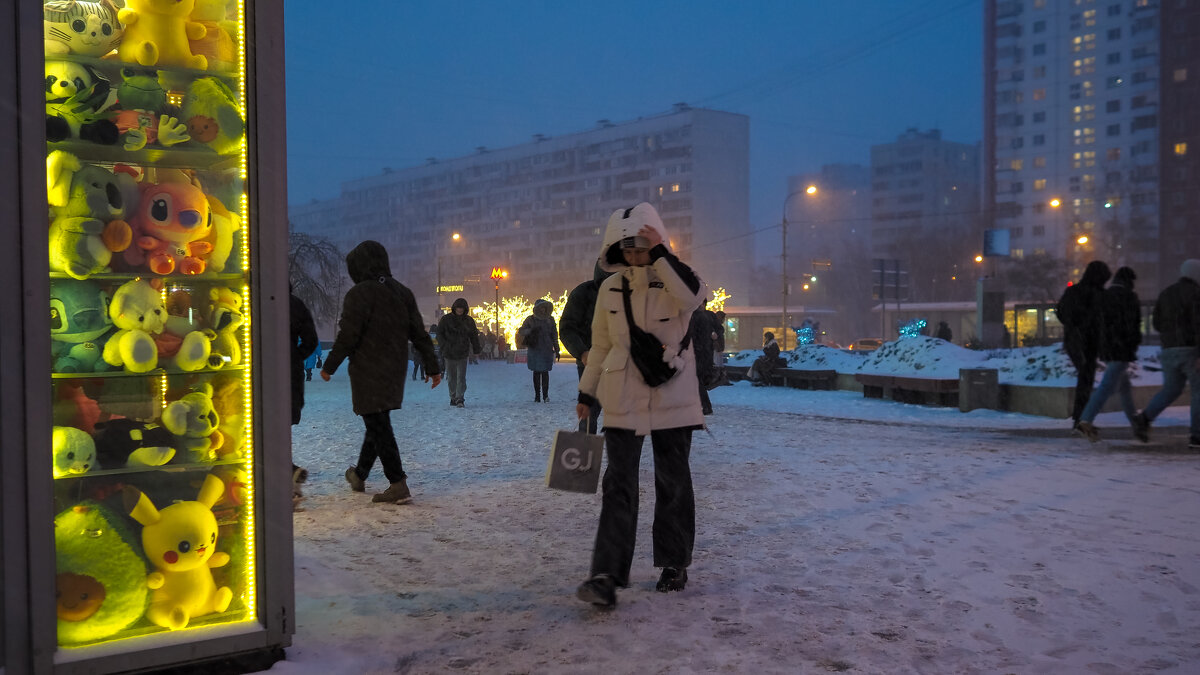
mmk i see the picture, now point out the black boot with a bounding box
[655,567,688,592]
[576,574,617,607]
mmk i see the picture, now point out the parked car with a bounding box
[847,338,883,352]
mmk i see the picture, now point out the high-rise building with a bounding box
[1158,1,1200,284]
[290,106,750,314]
[869,128,982,302]
[984,0,1197,295]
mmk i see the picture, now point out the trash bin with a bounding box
[959,368,1000,412]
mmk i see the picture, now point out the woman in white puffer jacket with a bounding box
[574,203,708,608]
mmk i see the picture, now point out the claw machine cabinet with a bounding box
[3,1,293,673]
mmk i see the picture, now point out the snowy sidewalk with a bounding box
[271,361,1200,674]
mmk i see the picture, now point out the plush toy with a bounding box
[206,286,242,366]
[103,279,214,373]
[208,373,243,458]
[92,417,177,469]
[47,150,134,279]
[55,502,149,644]
[53,382,102,433]
[44,0,124,57]
[198,195,240,275]
[117,0,207,71]
[51,279,115,373]
[45,60,119,145]
[161,383,223,463]
[188,0,235,71]
[163,288,223,369]
[179,77,244,155]
[124,473,232,630]
[111,67,190,151]
[124,177,213,275]
[53,425,97,478]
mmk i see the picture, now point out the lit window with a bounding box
[1175,68,1189,82]
[1176,143,1189,156]
[1033,88,1046,100]
[1034,156,1047,168]
[1010,159,1024,170]
[671,183,680,192]
[1034,178,1047,190]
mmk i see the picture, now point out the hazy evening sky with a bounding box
[284,0,981,242]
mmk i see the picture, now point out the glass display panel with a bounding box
[43,0,257,651]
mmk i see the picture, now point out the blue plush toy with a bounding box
[51,279,115,373]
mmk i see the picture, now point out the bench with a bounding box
[778,368,838,390]
[854,373,959,407]
[725,366,837,390]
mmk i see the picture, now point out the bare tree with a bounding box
[995,251,1072,302]
[288,231,345,326]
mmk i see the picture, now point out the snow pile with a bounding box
[728,338,1165,387]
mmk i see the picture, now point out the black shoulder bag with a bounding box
[621,276,690,387]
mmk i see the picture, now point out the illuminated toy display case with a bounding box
[1,1,293,673]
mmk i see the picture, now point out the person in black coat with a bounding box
[1075,266,1141,441]
[1055,260,1112,427]
[290,287,318,508]
[560,262,609,432]
[688,301,718,414]
[321,241,442,504]
[749,332,783,386]
[1136,259,1200,446]
[935,321,953,342]
[437,297,482,407]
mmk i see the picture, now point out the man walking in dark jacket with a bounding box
[688,300,718,414]
[321,241,442,504]
[1056,260,1112,428]
[437,297,482,408]
[560,263,608,432]
[290,286,319,508]
[1134,259,1200,448]
[1075,266,1141,442]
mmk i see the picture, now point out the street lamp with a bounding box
[437,232,463,313]
[781,185,817,351]
[490,266,507,341]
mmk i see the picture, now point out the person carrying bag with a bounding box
[574,203,708,608]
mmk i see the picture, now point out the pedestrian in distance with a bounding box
[518,299,559,402]
[935,321,953,342]
[304,340,322,381]
[290,285,319,509]
[1075,266,1142,442]
[320,241,442,505]
[688,299,718,415]
[437,297,483,408]
[575,202,708,608]
[1056,260,1112,429]
[748,331,783,386]
[1132,259,1200,449]
[560,262,610,433]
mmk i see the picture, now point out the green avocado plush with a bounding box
[55,501,149,645]
[179,77,244,155]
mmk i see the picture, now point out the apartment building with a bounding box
[985,0,1196,295]
[290,105,751,314]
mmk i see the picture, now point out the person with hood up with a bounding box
[321,241,442,504]
[290,285,319,508]
[748,332,783,386]
[1134,259,1200,448]
[1055,260,1112,428]
[1075,266,1142,442]
[518,299,559,402]
[437,297,483,408]
[560,262,611,431]
[574,202,708,608]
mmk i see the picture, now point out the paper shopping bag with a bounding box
[546,427,604,493]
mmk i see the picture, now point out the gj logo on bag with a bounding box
[546,428,603,493]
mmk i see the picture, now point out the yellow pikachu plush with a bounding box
[125,473,232,629]
[117,0,207,70]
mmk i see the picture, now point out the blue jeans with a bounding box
[1080,361,1137,424]
[444,358,467,402]
[1142,346,1200,439]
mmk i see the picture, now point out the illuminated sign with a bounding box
[436,284,465,293]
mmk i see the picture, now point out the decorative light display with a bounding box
[795,324,815,346]
[474,290,570,349]
[899,318,928,339]
[709,287,730,312]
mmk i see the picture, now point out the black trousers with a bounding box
[1066,346,1097,424]
[354,410,406,484]
[590,427,695,586]
[575,362,602,434]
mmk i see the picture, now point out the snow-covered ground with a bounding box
[264,358,1198,675]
